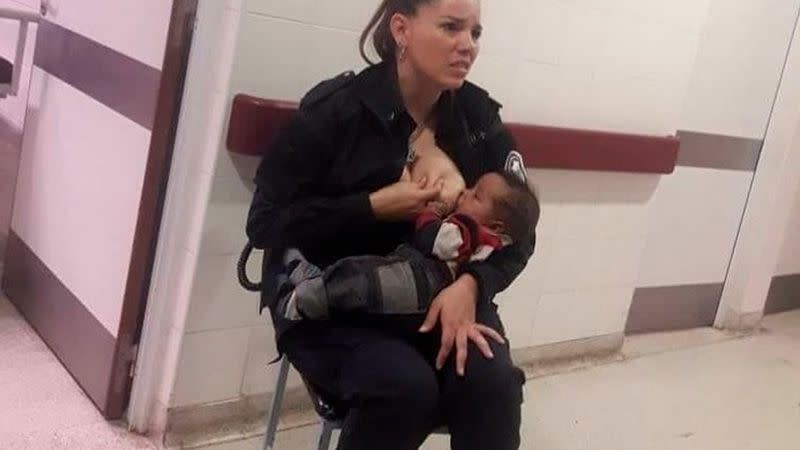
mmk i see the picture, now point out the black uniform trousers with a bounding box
[280,302,525,450]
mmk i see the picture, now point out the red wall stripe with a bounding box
[227,94,679,174]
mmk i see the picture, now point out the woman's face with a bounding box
[402,0,482,90]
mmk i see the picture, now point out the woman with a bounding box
[246,1,535,449]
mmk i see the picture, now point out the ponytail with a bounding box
[359,0,435,65]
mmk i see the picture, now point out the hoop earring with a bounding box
[399,44,407,61]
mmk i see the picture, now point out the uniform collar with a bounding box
[355,62,457,132]
[356,62,405,127]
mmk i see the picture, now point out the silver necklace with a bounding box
[406,124,424,166]
[406,113,433,168]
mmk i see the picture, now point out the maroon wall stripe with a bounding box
[33,21,161,130]
[226,98,773,174]
[225,95,680,174]
[2,232,117,415]
[765,274,800,314]
[625,283,724,335]
[508,123,679,174]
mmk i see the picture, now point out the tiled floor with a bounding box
[1,293,799,450]
[205,311,800,450]
[0,296,156,450]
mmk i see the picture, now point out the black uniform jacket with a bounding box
[245,62,536,338]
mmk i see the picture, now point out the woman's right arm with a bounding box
[247,111,440,249]
[246,112,371,249]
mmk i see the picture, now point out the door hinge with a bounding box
[128,344,139,379]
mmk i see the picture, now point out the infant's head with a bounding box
[455,172,540,243]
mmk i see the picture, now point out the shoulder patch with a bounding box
[299,70,356,109]
[505,151,528,184]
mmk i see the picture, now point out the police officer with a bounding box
[246,1,535,449]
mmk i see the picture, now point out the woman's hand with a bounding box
[369,177,441,221]
[419,274,506,376]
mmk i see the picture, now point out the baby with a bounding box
[277,170,540,321]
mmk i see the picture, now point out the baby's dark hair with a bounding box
[493,171,540,244]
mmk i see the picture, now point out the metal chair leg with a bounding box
[315,420,334,450]
[262,356,291,450]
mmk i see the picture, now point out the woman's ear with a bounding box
[389,12,410,50]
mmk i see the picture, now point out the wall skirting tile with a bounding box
[626,283,724,334]
[765,274,800,314]
[676,131,762,171]
[628,275,800,334]
[166,334,624,447]
[165,384,311,448]
[513,333,624,366]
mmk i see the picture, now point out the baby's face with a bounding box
[455,173,509,229]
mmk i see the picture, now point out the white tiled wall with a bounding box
[474,0,707,135]
[231,13,366,104]
[497,170,654,346]
[138,1,246,422]
[245,0,373,33]
[636,0,799,292]
[715,17,800,321]
[184,249,269,334]
[168,0,795,409]
[172,327,251,408]
[637,167,755,287]
[775,184,800,276]
[166,0,306,409]
[532,287,635,346]
[680,0,800,139]
[240,324,302,396]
